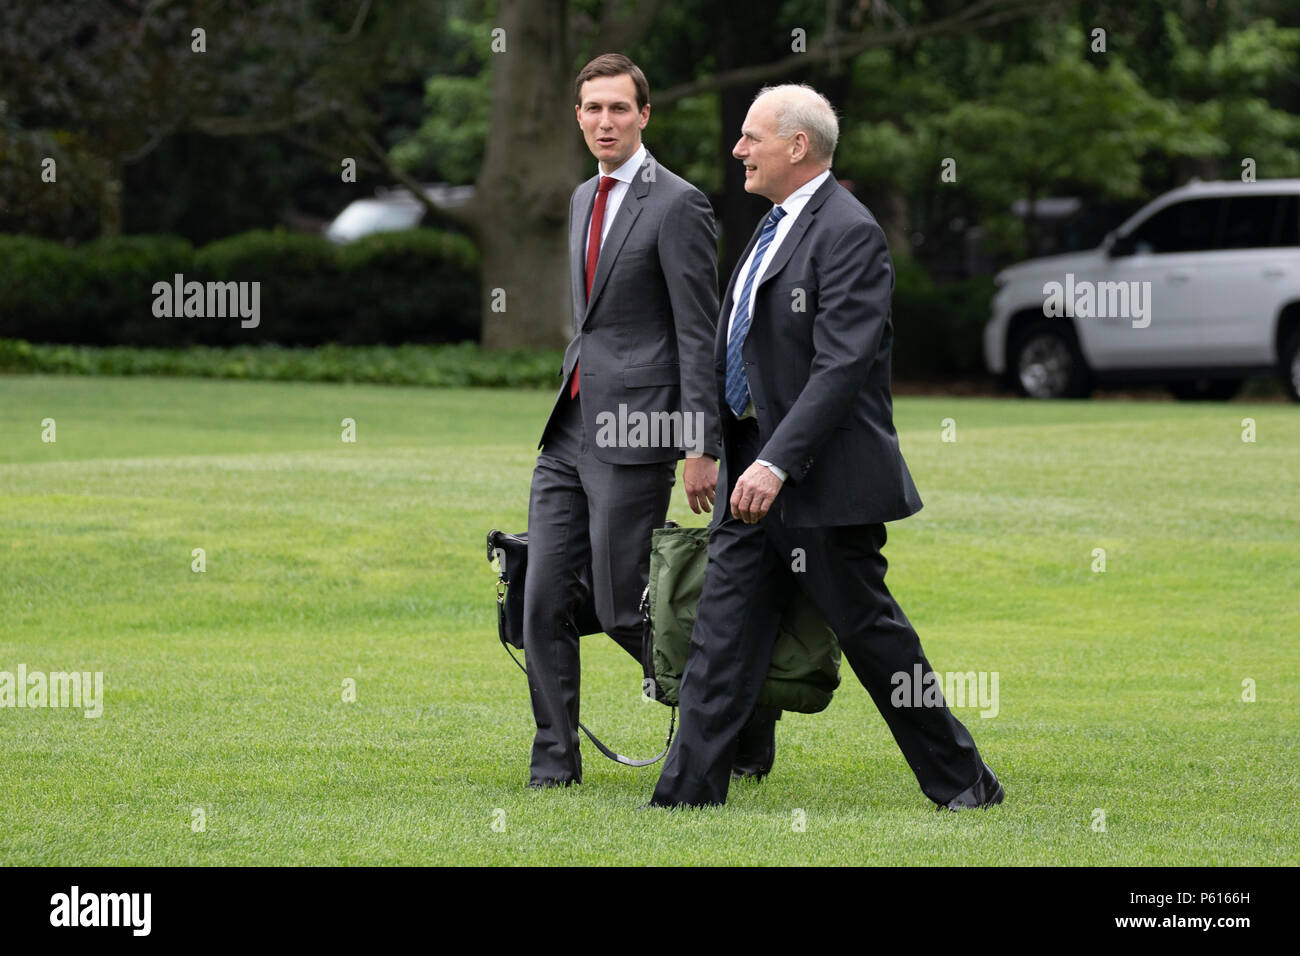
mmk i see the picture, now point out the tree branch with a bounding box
[277,129,383,173]
[655,0,1068,105]
[191,103,335,136]
[330,0,373,43]
[121,123,176,164]
[336,110,479,229]
[594,0,665,53]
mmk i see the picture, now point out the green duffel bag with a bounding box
[641,524,841,714]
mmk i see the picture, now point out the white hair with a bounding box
[754,84,839,163]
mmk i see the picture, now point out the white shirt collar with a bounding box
[775,168,832,218]
[599,143,647,184]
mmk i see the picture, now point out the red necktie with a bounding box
[571,175,617,399]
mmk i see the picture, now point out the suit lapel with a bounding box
[716,215,769,364]
[570,177,597,332]
[753,215,809,292]
[753,174,837,293]
[716,174,840,364]
[583,152,653,324]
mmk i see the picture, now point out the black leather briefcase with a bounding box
[486,529,673,767]
[486,530,601,650]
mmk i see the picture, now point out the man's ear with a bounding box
[639,104,651,130]
[790,131,809,163]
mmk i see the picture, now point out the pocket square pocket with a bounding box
[623,363,680,388]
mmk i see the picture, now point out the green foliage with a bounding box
[0,340,564,388]
[80,235,199,346]
[389,13,493,184]
[0,228,480,347]
[0,235,86,331]
[1163,16,1300,178]
[836,11,1300,261]
[643,94,722,195]
[1,0,452,241]
[0,127,112,240]
[196,230,339,277]
[0,243,986,383]
[390,74,491,185]
[891,255,997,379]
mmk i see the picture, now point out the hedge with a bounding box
[0,340,565,389]
[891,254,996,380]
[0,228,994,379]
[0,229,480,347]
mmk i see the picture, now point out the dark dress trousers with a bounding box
[650,174,986,807]
[523,152,721,785]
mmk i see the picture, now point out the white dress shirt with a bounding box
[726,169,831,339]
[584,143,647,253]
[728,169,833,482]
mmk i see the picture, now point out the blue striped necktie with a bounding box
[725,205,787,417]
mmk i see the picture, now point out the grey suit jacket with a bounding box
[713,174,923,527]
[539,151,722,465]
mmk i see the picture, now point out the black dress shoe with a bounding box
[732,706,780,781]
[527,777,577,790]
[938,761,1004,811]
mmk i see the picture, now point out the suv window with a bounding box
[1221,194,1299,248]
[1280,195,1300,246]
[1130,198,1225,254]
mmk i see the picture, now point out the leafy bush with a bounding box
[0,228,480,347]
[892,254,996,379]
[0,339,565,389]
[336,230,479,344]
[0,231,993,380]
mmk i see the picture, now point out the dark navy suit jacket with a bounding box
[714,174,923,527]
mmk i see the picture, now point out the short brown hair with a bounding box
[574,53,649,111]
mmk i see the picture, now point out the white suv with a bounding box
[984,180,1300,401]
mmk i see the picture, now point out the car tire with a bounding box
[1009,322,1092,399]
[1167,378,1244,401]
[1282,333,1300,403]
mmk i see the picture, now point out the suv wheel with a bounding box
[1282,333,1300,403]
[1009,322,1091,399]
[1167,378,1244,401]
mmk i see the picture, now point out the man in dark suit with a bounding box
[521,54,729,788]
[648,84,1004,810]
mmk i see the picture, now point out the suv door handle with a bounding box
[1167,271,1191,282]
[1262,267,1286,278]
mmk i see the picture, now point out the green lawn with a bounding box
[1,374,1296,865]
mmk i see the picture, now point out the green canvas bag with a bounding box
[642,525,841,714]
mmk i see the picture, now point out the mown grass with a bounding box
[1,375,1296,864]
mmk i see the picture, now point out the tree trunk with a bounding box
[478,223,575,349]
[475,0,585,349]
[100,166,123,238]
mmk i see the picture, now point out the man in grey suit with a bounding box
[521,54,727,787]
[648,84,1004,810]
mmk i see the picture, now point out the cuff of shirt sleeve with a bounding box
[756,458,787,482]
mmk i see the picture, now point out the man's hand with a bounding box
[683,455,719,514]
[730,462,784,523]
